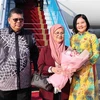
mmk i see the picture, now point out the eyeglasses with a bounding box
[13,18,24,22]
[54,32,64,36]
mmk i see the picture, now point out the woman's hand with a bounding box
[52,67,63,74]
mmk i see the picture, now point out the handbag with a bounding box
[31,65,53,91]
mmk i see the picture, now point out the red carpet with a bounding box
[31,91,42,100]
[21,0,49,51]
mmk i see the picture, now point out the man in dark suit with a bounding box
[40,0,44,11]
[34,0,38,7]
[34,0,44,11]
[14,0,26,8]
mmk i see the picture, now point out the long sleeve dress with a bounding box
[37,45,70,100]
[69,31,100,100]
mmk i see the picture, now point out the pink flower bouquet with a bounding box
[47,47,89,92]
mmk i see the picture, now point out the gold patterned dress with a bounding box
[69,31,100,100]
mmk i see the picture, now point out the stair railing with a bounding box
[45,0,48,5]
[0,0,10,29]
[48,0,71,46]
[0,0,7,28]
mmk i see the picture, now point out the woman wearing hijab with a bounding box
[37,24,70,100]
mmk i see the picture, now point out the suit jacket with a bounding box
[38,45,70,100]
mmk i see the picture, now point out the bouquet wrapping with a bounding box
[47,47,89,91]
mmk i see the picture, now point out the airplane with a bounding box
[57,0,100,37]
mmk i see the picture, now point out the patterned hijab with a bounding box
[49,24,65,65]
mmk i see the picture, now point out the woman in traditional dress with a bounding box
[69,14,100,100]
